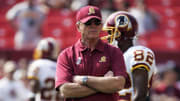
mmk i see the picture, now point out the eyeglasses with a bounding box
[84,19,101,26]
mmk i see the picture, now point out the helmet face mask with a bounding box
[103,11,138,45]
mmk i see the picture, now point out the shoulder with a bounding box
[30,59,44,66]
[0,79,6,90]
[59,46,74,57]
[0,78,8,86]
[126,45,154,54]
[126,46,156,72]
[57,46,75,63]
[104,43,124,61]
[29,59,54,69]
[105,43,122,53]
[28,60,42,72]
[6,2,27,18]
[125,45,155,61]
[9,2,27,10]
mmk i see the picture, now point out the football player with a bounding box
[102,11,156,101]
[0,61,33,101]
[27,37,62,101]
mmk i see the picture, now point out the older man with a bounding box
[55,5,127,101]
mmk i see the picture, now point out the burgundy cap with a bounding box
[76,5,102,23]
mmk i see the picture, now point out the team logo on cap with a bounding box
[88,7,95,15]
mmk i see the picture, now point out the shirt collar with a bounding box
[75,39,105,52]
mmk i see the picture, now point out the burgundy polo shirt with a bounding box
[55,39,127,101]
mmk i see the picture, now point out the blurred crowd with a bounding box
[0,0,180,101]
[0,0,162,50]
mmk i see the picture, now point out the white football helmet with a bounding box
[33,37,60,60]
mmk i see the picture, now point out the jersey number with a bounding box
[118,50,154,101]
[41,78,61,100]
[134,50,154,66]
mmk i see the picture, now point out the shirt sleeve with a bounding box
[55,49,73,90]
[111,48,127,78]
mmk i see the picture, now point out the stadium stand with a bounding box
[42,8,78,50]
[0,0,179,65]
[138,0,180,51]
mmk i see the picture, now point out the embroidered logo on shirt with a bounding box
[99,56,106,63]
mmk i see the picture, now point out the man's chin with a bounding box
[87,36,99,40]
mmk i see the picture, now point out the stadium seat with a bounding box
[148,35,180,52]
[146,0,180,7]
[0,37,14,49]
[0,23,15,37]
[0,0,24,14]
[42,9,77,49]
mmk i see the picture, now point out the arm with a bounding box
[59,83,97,98]
[73,75,125,93]
[132,68,148,101]
[29,79,40,93]
[85,46,126,93]
[27,64,41,101]
[55,50,97,98]
[6,4,19,30]
[28,78,40,101]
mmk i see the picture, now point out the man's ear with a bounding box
[76,22,80,32]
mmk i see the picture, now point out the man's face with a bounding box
[116,33,133,52]
[47,0,66,8]
[28,0,38,4]
[77,19,102,40]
